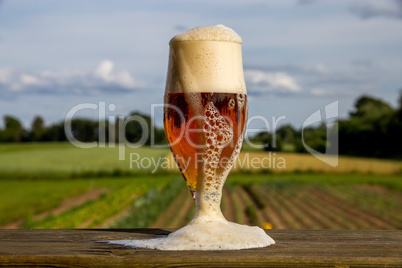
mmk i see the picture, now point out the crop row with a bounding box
[149,183,402,230]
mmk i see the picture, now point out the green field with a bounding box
[0,142,169,178]
[0,143,401,229]
[0,175,179,228]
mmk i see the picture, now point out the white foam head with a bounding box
[170,24,242,43]
[165,25,246,94]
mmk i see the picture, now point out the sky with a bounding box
[0,0,401,131]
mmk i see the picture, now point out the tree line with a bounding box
[251,92,402,159]
[0,111,167,146]
[0,93,401,159]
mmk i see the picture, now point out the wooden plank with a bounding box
[0,229,401,267]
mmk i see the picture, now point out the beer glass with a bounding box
[162,25,275,249]
[107,25,274,250]
[164,32,247,221]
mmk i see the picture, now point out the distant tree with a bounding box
[153,126,167,145]
[295,123,327,154]
[5,115,22,130]
[42,122,66,141]
[0,115,24,142]
[30,115,45,141]
[250,131,283,152]
[350,95,393,119]
[384,89,402,158]
[276,124,297,151]
[68,119,98,142]
[395,89,402,123]
[276,124,297,144]
[118,111,166,146]
[338,95,396,158]
[0,111,168,145]
[118,112,149,145]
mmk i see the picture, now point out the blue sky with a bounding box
[0,0,401,130]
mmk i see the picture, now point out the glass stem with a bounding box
[192,183,225,221]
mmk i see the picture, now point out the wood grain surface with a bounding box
[0,229,401,267]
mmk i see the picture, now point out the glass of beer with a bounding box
[107,25,275,250]
[164,26,248,218]
[162,25,275,249]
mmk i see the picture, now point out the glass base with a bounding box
[106,216,275,250]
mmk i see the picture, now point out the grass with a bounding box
[0,179,80,225]
[0,177,127,225]
[1,143,400,177]
[241,141,295,152]
[0,142,73,153]
[0,143,169,178]
[240,141,264,152]
[227,173,402,191]
[0,175,176,228]
[21,175,177,228]
[110,177,184,228]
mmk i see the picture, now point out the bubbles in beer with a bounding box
[224,133,244,174]
[188,93,202,112]
[237,94,245,109]
[202,101,233,191]
[228,98,235,110]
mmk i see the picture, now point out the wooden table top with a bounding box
[0,229,401,267]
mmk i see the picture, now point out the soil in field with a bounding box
[148,183,402,230]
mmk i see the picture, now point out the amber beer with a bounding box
[164,92,247,194]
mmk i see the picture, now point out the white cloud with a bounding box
[94,60,115,81]
[0,60,143,98]
[20,74,42,86]
[0,69,11,84]
[244,69,301,94]
[244,63,380,99]
[94,60,137,89]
